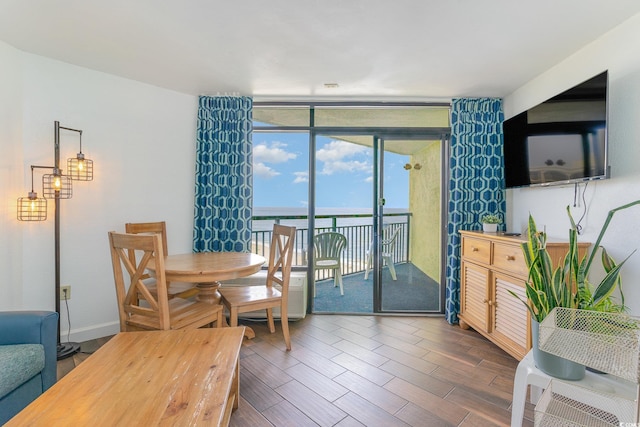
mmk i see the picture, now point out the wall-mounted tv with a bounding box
[503,71,609,189]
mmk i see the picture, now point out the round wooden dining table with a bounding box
[147,252,266,305]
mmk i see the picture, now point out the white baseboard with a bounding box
[61,321,120,343]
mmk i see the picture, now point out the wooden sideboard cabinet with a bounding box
[458,230,589,360]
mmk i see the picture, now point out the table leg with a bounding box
[240,327,255,339]
[195,282,229,326]
[196,281,222,305]
[228,308,256,340]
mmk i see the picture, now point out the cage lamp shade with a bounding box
[18,191,47,221]
[67,152,93,181]
[43,169,73,199]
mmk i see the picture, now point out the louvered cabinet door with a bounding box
[489,271,529,359]
[459,261,490,333]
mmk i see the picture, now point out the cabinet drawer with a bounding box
[462,237,490,264]
[492,242,528,277]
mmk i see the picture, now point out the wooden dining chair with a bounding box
[108,231,223,331]
[218,224,296,351]
[124,221,198,299]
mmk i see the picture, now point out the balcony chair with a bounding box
[0,311,58,424]
[125,221,198,299]
[313,232,347,296]
[364,227,400,281]
[108,231,223,331]
[218,224,296,351]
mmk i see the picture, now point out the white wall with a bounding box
[504,14,640,316]
[0,42,25,308]
[1,41,198,340]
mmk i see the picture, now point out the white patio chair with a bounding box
[313,232,347,296]
[364,227,400,281]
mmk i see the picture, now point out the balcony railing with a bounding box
[251,212,411,279]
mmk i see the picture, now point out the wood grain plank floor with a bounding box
[57,315,535,426]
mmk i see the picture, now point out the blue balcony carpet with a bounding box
[313,262,441,313]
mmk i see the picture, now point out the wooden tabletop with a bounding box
[7,328,246,426]
[148,252,266,283]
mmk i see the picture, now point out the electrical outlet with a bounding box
[61,285,71,300]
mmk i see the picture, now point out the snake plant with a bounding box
[511,200,640,322]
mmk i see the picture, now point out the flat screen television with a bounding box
[503,71,609,188]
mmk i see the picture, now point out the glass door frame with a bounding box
[253,101,451,315]
[373,135,383,312]
[372,133,450,314]
[313,129,448,314]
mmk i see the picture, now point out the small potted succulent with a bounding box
[481,213,502,233]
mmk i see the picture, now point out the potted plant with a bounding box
[481,213,502,233]
[511,200,640,379]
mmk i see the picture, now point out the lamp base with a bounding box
[57,342,81,360]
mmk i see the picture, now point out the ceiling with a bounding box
[1,1,639,100]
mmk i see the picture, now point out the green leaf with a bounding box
[508,289,537,319]
[592,252,634,305]
[584,200,640,273]
[601,247,616,273]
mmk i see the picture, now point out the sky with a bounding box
[252,132,410,210]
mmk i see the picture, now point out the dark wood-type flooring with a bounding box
[57,314,535,426]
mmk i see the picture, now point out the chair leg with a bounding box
[281,305,291,351]
[389,264,397,280]
[511,351,553,427]
[229,308,239,327]
[385,255,397,280]
[215,307,223,328]
[511,357,530,427]
[266,308,276,333]
[337,266,344,296]
[364,253,372,280]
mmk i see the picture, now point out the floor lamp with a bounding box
[18,121,94,360]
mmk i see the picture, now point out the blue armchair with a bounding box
[0,311,58,424]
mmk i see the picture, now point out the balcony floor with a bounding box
[313,262,441,314]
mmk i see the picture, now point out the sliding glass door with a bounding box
[253,102,450,315]
[312,134,374,313]
[311,132,443,314]
[375,135,444,313]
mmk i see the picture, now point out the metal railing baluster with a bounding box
[250,212,411,277]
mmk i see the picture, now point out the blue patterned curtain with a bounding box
[193,96,253,252]
[445,98,505,324]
